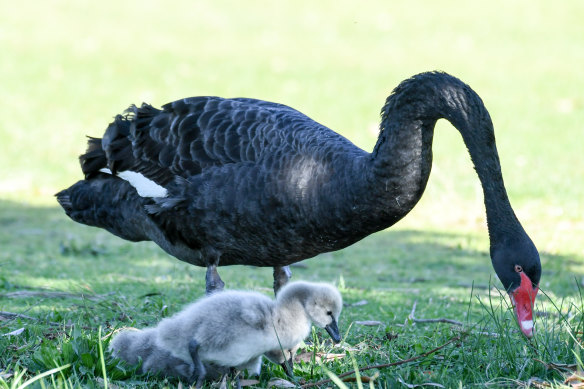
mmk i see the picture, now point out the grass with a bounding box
[1,0,583,387]
[1,202,583,388]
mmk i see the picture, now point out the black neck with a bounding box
[370,72,523,242]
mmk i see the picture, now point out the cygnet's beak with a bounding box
[325,318,341,343]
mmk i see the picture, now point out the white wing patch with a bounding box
[99,168,168,198]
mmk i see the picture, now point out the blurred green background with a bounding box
[1,0,582,256]
[1,2,583,385]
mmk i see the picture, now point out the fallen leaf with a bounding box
[0,370,13,380]
[346,300,368,307]
[565,373,584,386]
[2,328,24,337]
[267,378,296,388]
[240,379,260,387]
[342,375,373,383]
[355,320,384,326]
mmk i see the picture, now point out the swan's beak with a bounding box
[509,271,538,338]
[325,318,341,343]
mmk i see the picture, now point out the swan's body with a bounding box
[57,71,541,336]
[109,281,342,385]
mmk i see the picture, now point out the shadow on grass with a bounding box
[1,199,582,387]
[0,199,580,300]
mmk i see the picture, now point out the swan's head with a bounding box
[491,233,541,338]
[278,281,343,343]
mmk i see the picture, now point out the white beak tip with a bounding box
[521,320,534,336]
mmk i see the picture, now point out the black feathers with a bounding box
[57,72,540,298]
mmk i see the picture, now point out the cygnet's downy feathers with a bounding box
[108,281,342,384]
[108,328,194,379]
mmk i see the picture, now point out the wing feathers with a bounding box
[83,96,322,201]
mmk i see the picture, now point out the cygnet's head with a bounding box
[279,281,343,343]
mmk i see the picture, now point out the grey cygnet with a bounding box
[109,281,342,386]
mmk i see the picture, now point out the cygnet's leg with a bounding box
[264,345,298,378]
[218,374,228,389]
[280,354,295,378]
[188,339,206,388]
[205,264,225,295]
[230,368,242,389]
[273,266,292,295]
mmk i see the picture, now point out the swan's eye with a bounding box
[514,265,523,273]
[327,310,332,316]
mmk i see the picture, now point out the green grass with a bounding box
[1,0,583,387]
[1,203,583,388]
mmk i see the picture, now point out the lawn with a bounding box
[1,1,583,387]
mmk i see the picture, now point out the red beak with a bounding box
[508,271,538,337]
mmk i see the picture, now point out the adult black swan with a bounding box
[56,71,541,337]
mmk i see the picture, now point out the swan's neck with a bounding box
[369,72,522,240]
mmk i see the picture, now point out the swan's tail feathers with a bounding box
[78,113,134,179]
[55,177,152,242]
[127,102,161,130]
[79,137,107,178]
[101,114,135,175]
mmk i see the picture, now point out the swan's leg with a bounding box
[188,339,206,388]
[273,265,293,376]
[205,264,225,295]
[273,266,292,295]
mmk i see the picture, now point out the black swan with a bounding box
[109,281,342,386]
[56,71,541,337]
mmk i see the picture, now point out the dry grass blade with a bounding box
[296,352,346,364]
[408,300,463,326]
[0,310,95,329]
[397,377,446,388]
[300,334,465,388]
[526,377,553,388]
[0,311,38,321]
[0,290,114,300]
[342,375,374,383]
[533,358,578,373]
